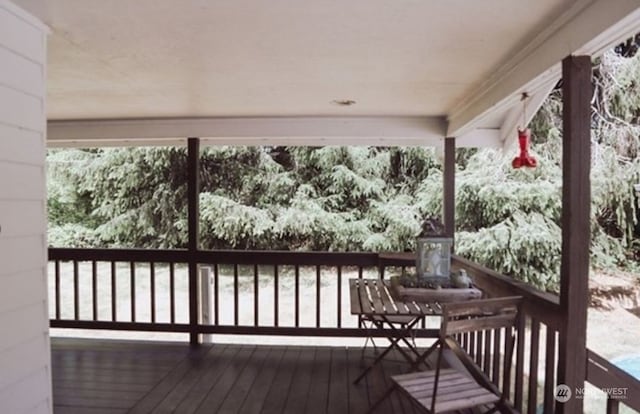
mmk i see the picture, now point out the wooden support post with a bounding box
[443,138,456,245]
[556,55,592,413]
[187,137,200,346]
[606,398,620,414]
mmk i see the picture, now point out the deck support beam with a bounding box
[556,55,592,413]
[187,137,201,346]
[443,137,456,245]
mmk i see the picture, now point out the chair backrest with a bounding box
[440,296,522,337]
[424,297,522,413]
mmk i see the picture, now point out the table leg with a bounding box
[354,315,429,384]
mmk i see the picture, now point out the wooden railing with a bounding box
[452,256,562,414]
[451,256,640,414]
[48,248,640,413]
[49,248,400,338]
[587,350,640,413]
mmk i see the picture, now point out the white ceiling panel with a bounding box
[11,0,640,146]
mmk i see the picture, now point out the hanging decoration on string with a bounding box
[512,92,537,169]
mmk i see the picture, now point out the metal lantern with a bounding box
[416,237,452,283]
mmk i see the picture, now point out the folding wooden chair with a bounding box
[368,296,522,414]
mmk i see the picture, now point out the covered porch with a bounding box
[46,247,640,413]
[2,1,640,413]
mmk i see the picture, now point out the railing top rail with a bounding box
[48,248,189,262]
[196,249,379,266]
[451,255,562,330]
[48,247,380,267]
[452,255,559,305]
[587,348,640,410]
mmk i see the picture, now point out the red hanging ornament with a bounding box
[512,128,537,168]
[512,92,537,169]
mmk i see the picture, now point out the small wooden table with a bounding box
[349,278,482,383]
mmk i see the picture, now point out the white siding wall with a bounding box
[0,1,51,413]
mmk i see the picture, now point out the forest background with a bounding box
[46,46,640,294]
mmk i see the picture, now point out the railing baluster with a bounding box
[514,315,526,412]
[543,326,557,413]
[274,265,279,327]
[476,330,484,367]
[357,266,363,328]
[492,328,502,386]
[527,319,541,414]
[111,261,116,321]
[214,263,219,326]
[73,260,79,320]
[337,266,342,328]
[92,261,97,321]
[55,260,60,320]
[234,264,239,326]
[130,262,136,322]
[469,331,476,360]
[294,265,299,327]
[169,262,175,324]
[503,327,512,397]
[254,264,259,327]
[150,262,156,323]
[316,265,321,328]
[483,329,491,376]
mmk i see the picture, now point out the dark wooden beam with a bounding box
[443,137,456,244]
[556,55,592,413]
[187,137,200,346]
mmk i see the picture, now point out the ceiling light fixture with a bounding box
[332,99,356,106]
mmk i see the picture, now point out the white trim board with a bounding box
[447,0,640,138]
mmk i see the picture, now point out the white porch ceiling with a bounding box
[13,0,640,147]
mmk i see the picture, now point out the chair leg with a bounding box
[367,385,396,414]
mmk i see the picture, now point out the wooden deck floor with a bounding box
[51,337,425,414]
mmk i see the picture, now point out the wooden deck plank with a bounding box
[172,345,244,413]
[327,347,349,414]
[53,407,127,414]
[282,346,316,413]
[382,347,414,414]
[236,346,286,413]
[53,388,141,402]
[52,337,444,414]
[259,347,302,414]
[52,339,183,413]
[151,344,230,413]
[193,346,257,414]
[346,347,371,414]
[304,347,333,414]
[129,346,210,413]
[359,347,394,414]
[53,379,151,393]
[215,346,272,413]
